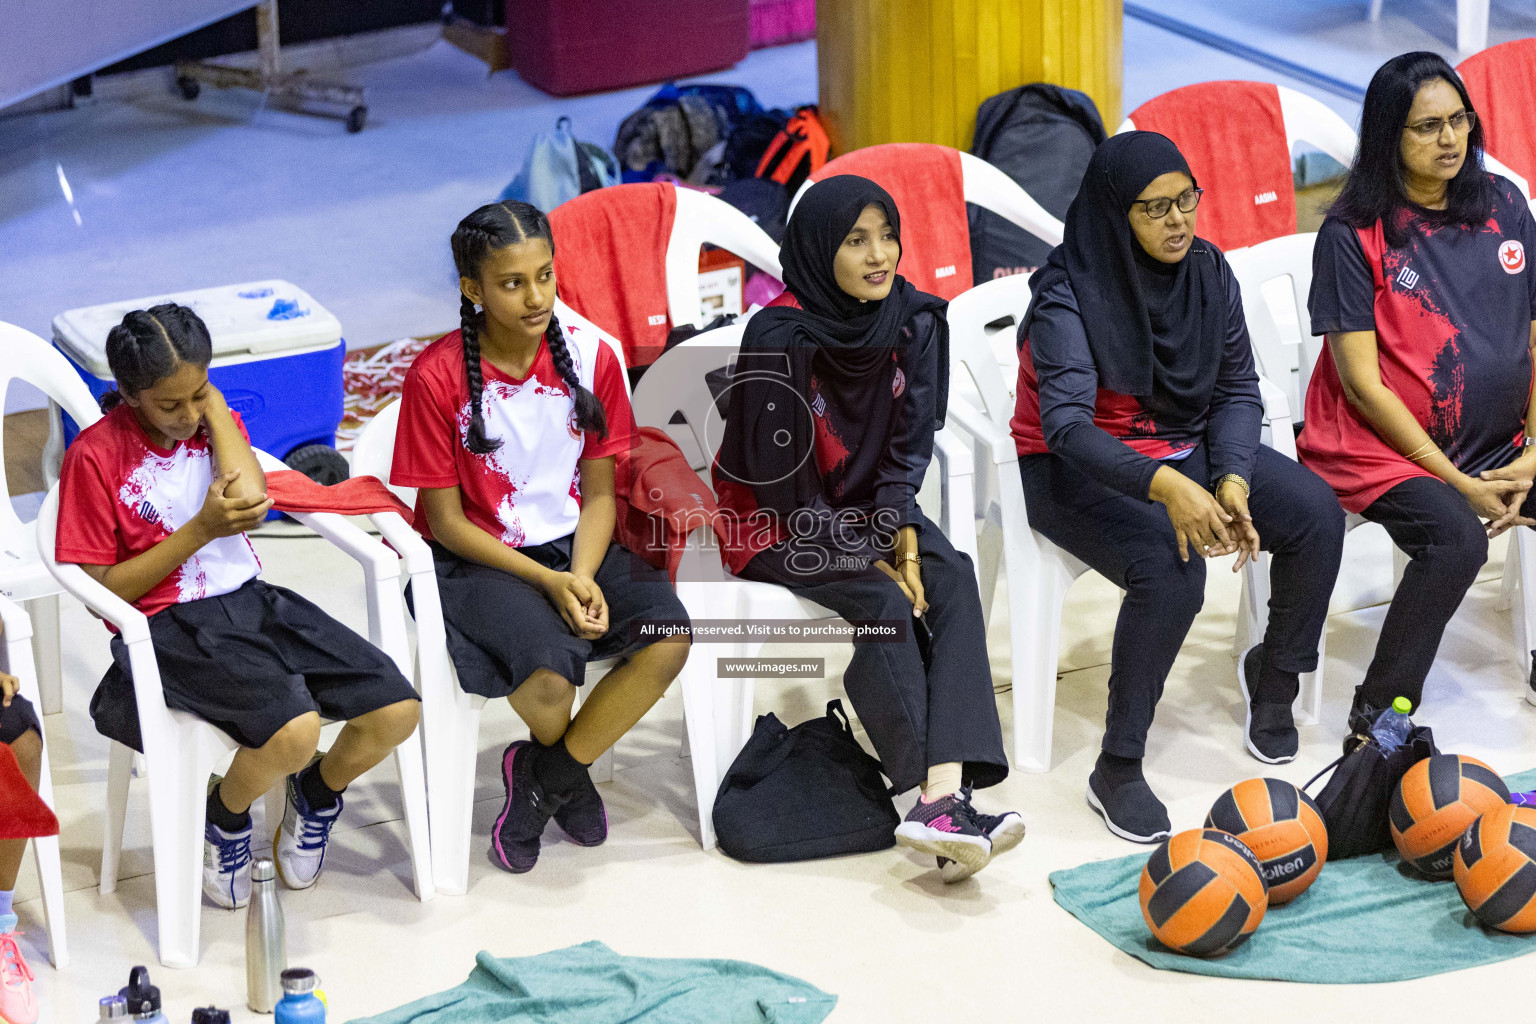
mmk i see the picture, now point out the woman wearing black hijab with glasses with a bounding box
[1010,132,1345,843]
[1300,52,1536,733]
[714,175,1018,882]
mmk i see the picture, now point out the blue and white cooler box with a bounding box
[52,280,349,484]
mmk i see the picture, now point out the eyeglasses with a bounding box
[1131,188,1204,220]
[1403,110,1476,139]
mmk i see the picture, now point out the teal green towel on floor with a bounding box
[345,941,837,1024]
[1049,768,1536,983]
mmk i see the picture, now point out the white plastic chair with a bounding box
[0,596,66,968]
[944,275,1310,768]
[1119,84,1357,171]
[667,185,784,330]
[0,321,107,716]
[38,450,435,968]
[1224,233,1319,437]
[628,324,980,816]
[790,146,1064,249]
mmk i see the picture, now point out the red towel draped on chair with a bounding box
[548,184,678,370]
[1459,39,1536,189]
[0,743,56,840]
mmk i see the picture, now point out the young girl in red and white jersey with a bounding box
[55,304,421,910]
[392,201,690,873]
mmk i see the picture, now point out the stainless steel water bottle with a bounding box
[246,857,286,1014]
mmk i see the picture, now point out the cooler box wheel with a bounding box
[346,106,367,133]
[177,76,201,101]
[284,443,350,486]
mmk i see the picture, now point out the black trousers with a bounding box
[1019,445,1345,759]
[1357,476,1536,709]
[739,512,1009,794]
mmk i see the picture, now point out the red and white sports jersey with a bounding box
[392,320,636,548]
[56,403,262,618]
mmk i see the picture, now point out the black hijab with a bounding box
[715,175,948,521]
[1022,131,1225,423]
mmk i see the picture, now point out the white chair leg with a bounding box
[25,596,62,716]
[1391,545,1409,589]
[1014,570,1066,774]
[678,641,722,849]
[976,518,1004,627]
[390,723,436,902]
[100,741,133,895]
[1236,553,1271,658]
[1514,530,1536,687]
[1498,526,1520,612]
[1298,629,1325,726]
[144,739,214,969]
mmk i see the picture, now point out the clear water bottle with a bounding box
[274,969,325,1024]
[247,857,286,1013]
[1370,696,1414,754]
[118,966,168,1023]
[98,994,128,1023]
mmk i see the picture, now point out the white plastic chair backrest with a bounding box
[666,187,784,331]
[788,145,1065,247]
[630,323,747,465]
[1119,85,1358,169]
[945,275,1034,428]
[351,400,412,507]
[1224,232,1319,410]
[0,320,104,544]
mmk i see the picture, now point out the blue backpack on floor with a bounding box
[499,117,618,211]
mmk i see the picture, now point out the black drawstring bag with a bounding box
[713,700,899,863]
[1303,725,1437,859]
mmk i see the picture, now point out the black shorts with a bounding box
[0,693,40,745]
[424,537,689,699]
[89,579,419,753]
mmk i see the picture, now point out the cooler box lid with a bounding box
[52,280,343,377]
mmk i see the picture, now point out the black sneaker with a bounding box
[491,741,566,873]
[1086,768,1171,844]
[895,790,992,881]
[1238,644,1298,764]
[552,768,608,847]
[938,790,1024,882]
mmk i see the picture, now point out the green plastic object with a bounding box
[1392,696,1413,714]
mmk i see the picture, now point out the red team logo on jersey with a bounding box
[892,367,906,398]
[1500,239,1526,274]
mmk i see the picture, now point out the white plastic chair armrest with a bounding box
[958,152,1065,246]
[944,398,1018,466]
[1483,153,1532,200]
[369,510,435,579]
[48,558,152,645]
[1257,373,1292,424]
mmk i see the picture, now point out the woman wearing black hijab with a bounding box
[714,175,1018,882]
[1010,133,1345,843]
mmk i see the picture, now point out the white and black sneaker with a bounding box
[896,790,992,881]
[1238,643,1298,764]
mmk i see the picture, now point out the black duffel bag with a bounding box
[713,699,899,863]
[1304,724,1437,859]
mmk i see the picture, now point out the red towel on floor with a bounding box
[0,742,57,840]
[265,470,412,519]
[1459,39,1536,188]
[615,427,726,581]
[1128,81,1296,251]
[809,144,972,299]
[549,184,677,369]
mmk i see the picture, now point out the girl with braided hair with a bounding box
[55,303,422,911]
[393,200,690,873]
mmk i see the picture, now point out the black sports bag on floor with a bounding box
[1304,724,1437,859]
[713,699,899,863]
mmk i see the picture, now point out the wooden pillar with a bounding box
[815,0,1122,154]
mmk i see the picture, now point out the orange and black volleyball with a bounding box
[1390,754,1510,878]
[1139,828,1268,957]
[1205,777,1328,903]
[1454,803,1536,933]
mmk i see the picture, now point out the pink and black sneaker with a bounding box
[491,741,566,873]
[895,789,992,880]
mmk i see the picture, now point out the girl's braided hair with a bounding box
[100,302,213,411]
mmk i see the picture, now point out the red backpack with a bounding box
[755,106,831,195]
